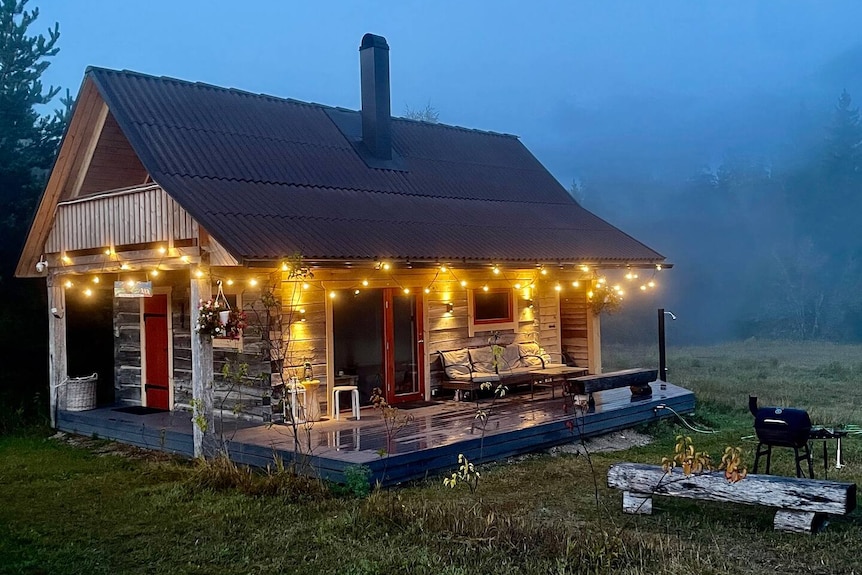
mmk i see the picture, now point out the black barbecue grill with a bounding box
[749,396,814,478]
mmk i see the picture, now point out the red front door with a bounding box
[384,289,425,405]
[144,294,170,410]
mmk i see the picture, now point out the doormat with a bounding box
[393,400,440,410]
[112,406,167,415]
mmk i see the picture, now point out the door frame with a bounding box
[139,287,174,409]
[383,288,425,405]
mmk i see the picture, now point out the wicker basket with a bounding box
[58,373,98,411]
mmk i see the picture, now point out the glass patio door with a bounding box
[331,288,424,407]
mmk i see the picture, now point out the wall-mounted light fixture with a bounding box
[445,302,454,316]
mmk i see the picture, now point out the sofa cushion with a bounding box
[469,346,498,374]
[440,348,471,381]
[518,343,543,367]
[500,345,522,371]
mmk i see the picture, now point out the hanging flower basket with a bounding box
[197,299,230,337]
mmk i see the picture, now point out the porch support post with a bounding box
[46,275,67,429]
[190,270,216,458]
[587,309,602,375]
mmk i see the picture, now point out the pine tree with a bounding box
[0,0,66,425]
[0,0,67,260]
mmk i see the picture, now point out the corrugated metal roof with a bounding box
[87,67,665,265]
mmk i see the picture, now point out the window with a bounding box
[467,288,517,336]
[213,292,244,351]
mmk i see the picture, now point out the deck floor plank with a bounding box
[57,383,695,485]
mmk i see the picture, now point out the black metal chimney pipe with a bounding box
[658,308,667,382]
[359,33,392,160]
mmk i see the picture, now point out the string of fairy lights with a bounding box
[53,249,665,306]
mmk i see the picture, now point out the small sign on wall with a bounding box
[114,281,153,298]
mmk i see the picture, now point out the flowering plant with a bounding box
[223,308,248,339]
[196,299,247,339]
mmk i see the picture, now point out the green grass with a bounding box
[2,341,862,574]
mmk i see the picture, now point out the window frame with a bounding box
[467,288,518,336]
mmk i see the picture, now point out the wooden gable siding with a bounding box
[76,112,148,196]
[46,185,198,253]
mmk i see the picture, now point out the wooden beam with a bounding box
[16,77,106,278]
[46,276,67,428]
[587,309,601,374]
[69,102,110,198]
[190,270,216,458]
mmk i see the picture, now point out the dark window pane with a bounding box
[474,290,513,323]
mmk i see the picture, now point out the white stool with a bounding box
[332,385,360,420]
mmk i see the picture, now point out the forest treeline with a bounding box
[590,90,862,345]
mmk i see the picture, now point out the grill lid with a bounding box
[749,396,812,448]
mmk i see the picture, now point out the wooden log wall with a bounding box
[559,285,590,367]
[280,275,329,409]
[112,269,270,420]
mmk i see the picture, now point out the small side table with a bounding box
[299,379,321,422]
[808,427,849,479]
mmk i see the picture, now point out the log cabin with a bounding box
[16,34,669,445]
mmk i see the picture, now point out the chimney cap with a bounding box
[360,33,389,51]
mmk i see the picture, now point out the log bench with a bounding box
[566,368,658,398]
[607,462,857,533]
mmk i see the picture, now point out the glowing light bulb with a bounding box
[540,268,547,276]
[514,283,521,289]
[84,288,92,297]
[92,276,100,284]
[580,265,590,273]
[180,255,190,263]
[460,280,467,287]
[354,289,361,295]
[329,291,336,299]
[587,290,594,299]
[382,263,391,271]
[158,246,167,255]
[554,283,562,292]
[62,255,71,264]
[640,285,647,291]
[403,288,410,294]
[302,283,310,290]
[362,280,369,287]
[64,280,73,289]
[249,278,258,287]
[226,279,234,286]
[281,262,289,272]
[492,265,500,275]
[104,249,111,256]
[126,280,135,287]
[150,270,159,277]
[424,287,431,294]
[482,285,489,292]
[440,265,448,272]
[195,269,204,278]
[648,281,656,288]
[597,277,606,284]
[572,281,580,288]
[656,264,663,271]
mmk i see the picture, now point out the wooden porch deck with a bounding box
[57,383,695,486]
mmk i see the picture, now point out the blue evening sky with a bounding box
[35,1,862,184]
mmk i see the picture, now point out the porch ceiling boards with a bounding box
[88,67,666,266]
[56,383,695,486]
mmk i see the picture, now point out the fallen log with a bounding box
[607,462,856,533]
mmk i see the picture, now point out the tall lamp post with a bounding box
[657,308,676,382]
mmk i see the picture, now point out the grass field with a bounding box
[2,341,861,574]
